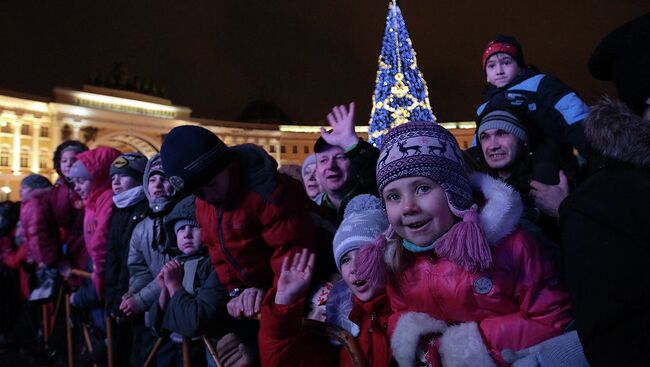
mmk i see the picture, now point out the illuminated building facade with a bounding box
[0,85,475,201]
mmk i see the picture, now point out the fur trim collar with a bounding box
[585,97,650,169]
[471,173,523,246]
[391,312,447,366]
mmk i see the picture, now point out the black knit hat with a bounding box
[21,174,52,189]
[160,125,232,193]
[588,13,650,116]
[109,152,147,181]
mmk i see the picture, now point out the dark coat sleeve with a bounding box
[346,138,380,197]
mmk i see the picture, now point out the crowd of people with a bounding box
[0,13,648,367]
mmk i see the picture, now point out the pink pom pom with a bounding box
[355,235,388,289]
[435,205,492,272]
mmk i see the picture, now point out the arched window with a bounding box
[21,124,30,135]
[39,149,49,169]
[40,126,49,138]
[1,123,11,134]
[0,146,9,166]
[20,148,30,168]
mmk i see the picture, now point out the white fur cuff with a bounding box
[439,322,497,367]
[391,312,448,367]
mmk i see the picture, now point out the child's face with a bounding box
[147,173,173,199]
[112,174,140,195]
[485,53,521,88]
[340,249,383,302]
[383,176,455,246]
[176,225,202,255]
[72,177,93,200]
[60,150,79,178]
[19,185,33,201]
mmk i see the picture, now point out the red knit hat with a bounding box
[482,34,525,69]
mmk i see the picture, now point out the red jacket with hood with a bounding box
[387,175,572,367]
[22,180,86,272]
[77,147,121,299]
[195,145,315,294]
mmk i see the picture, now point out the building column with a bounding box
[72,120,82,140]
[11,120,22,175]
[32,119,41,173]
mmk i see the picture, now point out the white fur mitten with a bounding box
[391,312,447,367]
[438,322,497,367]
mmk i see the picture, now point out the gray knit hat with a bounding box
[332,194,388,271]
[164,195,198,248]
[68,159,93,180]
[477,109,528,143]
[109,152,147,180]
[301,154,317,177]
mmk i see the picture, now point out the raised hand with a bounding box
[320,102,359,150]
[275,248,316,305]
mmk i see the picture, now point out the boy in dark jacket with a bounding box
[103,152,149,367]
[477,34,590,186]
[151,195,230,367]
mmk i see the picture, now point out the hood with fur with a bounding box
[472,173,523,246]
[584,97,650,169]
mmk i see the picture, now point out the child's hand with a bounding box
[162,260,184,296]
[275,248,316,305]
[320,102,359,150]
[119,295,141,316]
[155,267,166,289]
[227,287,265,319]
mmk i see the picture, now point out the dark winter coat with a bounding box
[104,194,148,316]
[195,144,315,293]
[559,98,650,366]
[151,250,229,338]
[318,139,380,225]
[477,66,590,155]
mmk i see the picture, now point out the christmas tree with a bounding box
[368,0,435,147]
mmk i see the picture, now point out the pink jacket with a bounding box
[22,183,86,270]
[77,147,121,299]
[388,175,572,367]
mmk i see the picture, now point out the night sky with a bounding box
[1,1,647,124]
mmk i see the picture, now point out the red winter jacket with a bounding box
[77,147,121,299]
[22,182,86,270]
[259,289,393,367]
[387,175,572,367]
[259,290,338,367]
[344,293,392,367]
[195,145,315,293]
